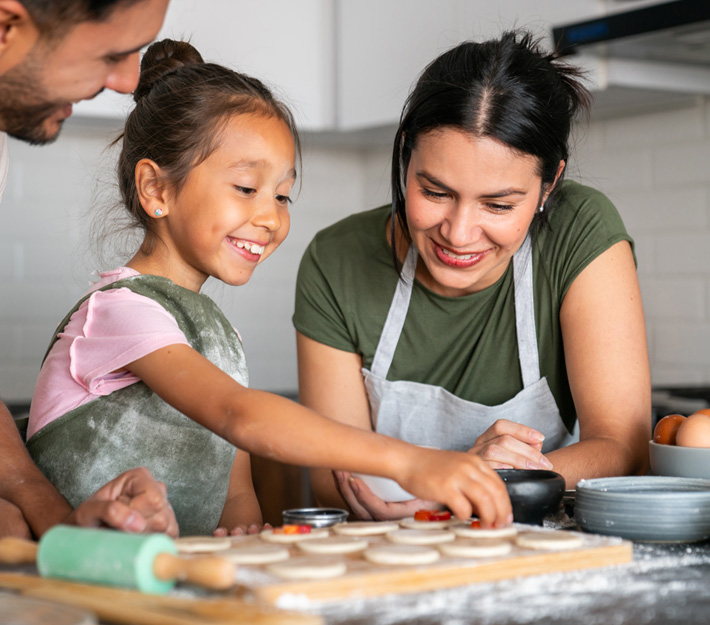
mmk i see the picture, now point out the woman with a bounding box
[294,31,650,520]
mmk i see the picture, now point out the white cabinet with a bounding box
[74,0,606,129]
[336,0,602,131]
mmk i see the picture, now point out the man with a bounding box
[0,0,177,539]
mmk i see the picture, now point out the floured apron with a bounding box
[27,275,247,536]
[363,235,577,454]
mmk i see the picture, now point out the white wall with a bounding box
[3,97,710,403]
[570,99,710,388]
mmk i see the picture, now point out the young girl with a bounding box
[26,39,511,536]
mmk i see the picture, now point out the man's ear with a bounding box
[0,1,39,75]
[136,158,171,220]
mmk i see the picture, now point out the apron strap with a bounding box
[370,246,417,378]
[371,234,540,387]
[513,234,540,388]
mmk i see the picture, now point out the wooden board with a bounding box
[228,523,633,605]
[0,573,320,625]
[0,593,96,625]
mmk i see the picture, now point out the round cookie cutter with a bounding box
[282,507,349,528]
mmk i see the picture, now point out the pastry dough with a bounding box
[452,524,518,539]
[515,531,584,550]
[332,521,400,536]
[386,529,455,545]
[220,544,290,564]
[266,557,347,580]
[174,536,232,553]
[296,535,368,554]
[438,538,513,558]
[260,528,329,543]
[364,544,440,565]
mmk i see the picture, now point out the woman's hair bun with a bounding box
[133,39,204,102]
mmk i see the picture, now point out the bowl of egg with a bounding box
[650,409,710,479]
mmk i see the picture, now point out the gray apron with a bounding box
[363,235,577,454]
[28,275,247,536]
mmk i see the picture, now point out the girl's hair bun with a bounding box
[133,39,204,102]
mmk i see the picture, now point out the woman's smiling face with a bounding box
[405,128,554,298]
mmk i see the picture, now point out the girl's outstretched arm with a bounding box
[126,345,512,527]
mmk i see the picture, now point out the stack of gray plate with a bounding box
[575,476,710,542]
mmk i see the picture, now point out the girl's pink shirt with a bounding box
[27,268,190,439]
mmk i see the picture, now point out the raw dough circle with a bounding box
[296,535,368,554]
[386,529,455,545]
[452,524,518,539]
[220,544,290,564]
[438,538,513,558]
[266,557,347,580]
[515,531,585,550]
[364,544,440,566]
[332,521,400,536]
[260,527,329,544]
[174,536,232,553]
[399,517,456,530]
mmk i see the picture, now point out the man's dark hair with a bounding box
[22,0,144,37]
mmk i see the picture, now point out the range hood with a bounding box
[551,1,710,118]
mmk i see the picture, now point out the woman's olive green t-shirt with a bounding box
[293,180,633,433]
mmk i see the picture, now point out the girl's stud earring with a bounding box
[154,208,163,217]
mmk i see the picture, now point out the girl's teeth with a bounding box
[235,240,265,255]
[441,247,475,260]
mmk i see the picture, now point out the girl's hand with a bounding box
[395,448,513,527]
[334,471,439,521]
[469,419,553,471]
[213,522,271,537]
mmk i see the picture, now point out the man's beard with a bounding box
[0,53,66,145]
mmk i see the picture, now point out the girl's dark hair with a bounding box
[391,30,591,272]
[116,38,301,255]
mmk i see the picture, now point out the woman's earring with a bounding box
[154,208,163,217]
[538,205,545,213]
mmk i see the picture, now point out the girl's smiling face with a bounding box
[405,128,556,298]
[153,113,296,292]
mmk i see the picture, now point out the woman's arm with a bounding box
[550,240,651,488]
[215,449,264,535]
[125,344,512,526]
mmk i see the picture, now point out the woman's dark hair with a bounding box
[391,30,591,272]
[116,38,301,255]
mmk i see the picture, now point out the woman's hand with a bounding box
[334,471,439,521]
[469,419,553,471]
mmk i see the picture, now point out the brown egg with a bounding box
[675,412,710,448]
[653,414,687,445]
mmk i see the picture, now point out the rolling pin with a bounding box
[0,525,236,594]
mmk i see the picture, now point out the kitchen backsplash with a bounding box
[2,98,710,402]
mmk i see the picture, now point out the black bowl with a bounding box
[496,469,565,525]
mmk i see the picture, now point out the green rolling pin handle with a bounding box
[36,526,236,594]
